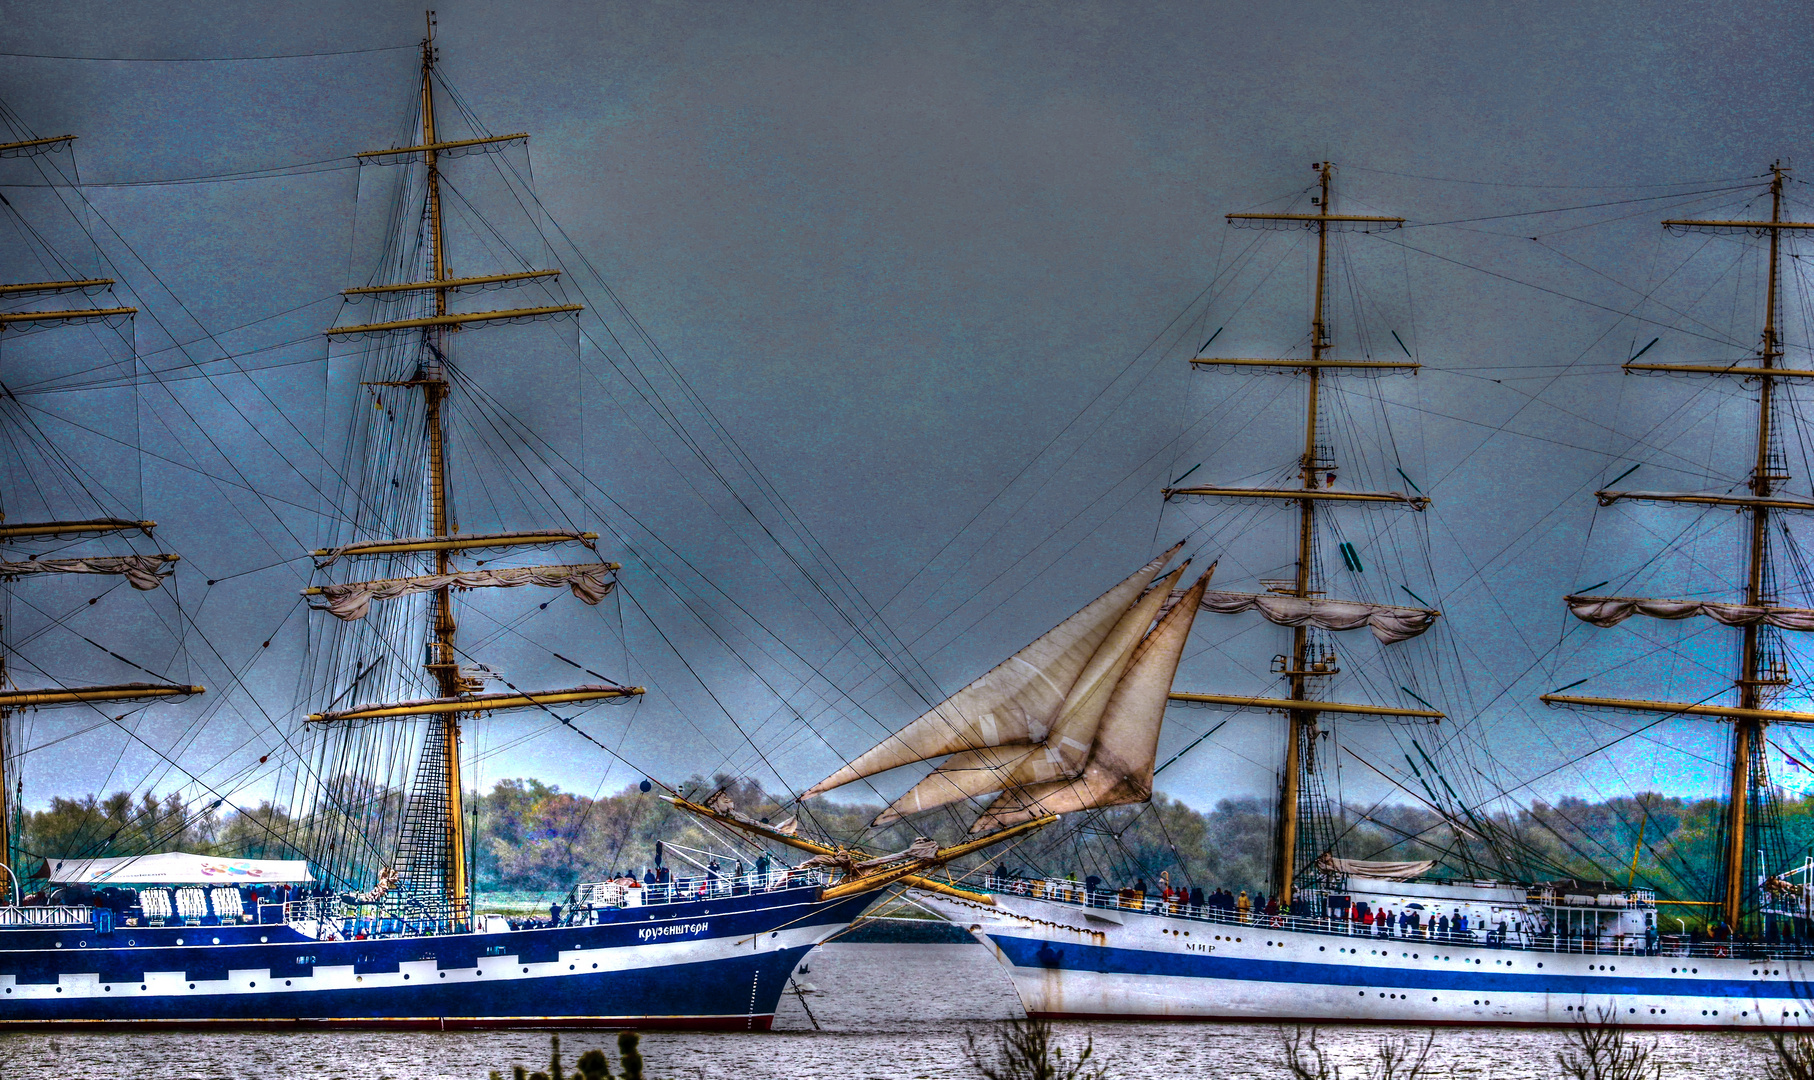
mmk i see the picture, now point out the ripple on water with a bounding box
[0,943,1783,1079]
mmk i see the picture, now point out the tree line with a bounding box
[18,778,1813,922]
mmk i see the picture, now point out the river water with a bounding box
[2,942,1782,1079]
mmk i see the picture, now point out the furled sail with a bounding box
[1313,854,1433,880]
[871,563,1195,824]
[308,563,616,621]
[803,543,1183,799]
[1566,594,1814,631]
[970,568,1212,832]
[1197,591,1439,644]
[0,554,178,590]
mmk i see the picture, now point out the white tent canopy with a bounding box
[39,852,314,885]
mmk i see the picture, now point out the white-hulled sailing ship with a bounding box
[819,162,1814,1030]
[0,19,1041,1030]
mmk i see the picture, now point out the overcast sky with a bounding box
[2,0,1813,833]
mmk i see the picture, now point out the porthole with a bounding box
[127,939,134,946]
[570,964,575,970]
[592,963,598,969]
[403,975,409,981]
[440,973,446,979]
[260,936,268,943]
[286,981,292,986]
[175,938,183,945]
[249,982,256,988]
[522,966,529,973]
[55,987,62,993]
[212,937,220,945]
[104,986,111,992]
[78,941,86,948]
[140,985,146,990]
[188,983,195,989]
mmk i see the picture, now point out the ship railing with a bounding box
[572,868,831,912]
[973,875,1814,960]
[282,896,343,925]
[0,904,93,927]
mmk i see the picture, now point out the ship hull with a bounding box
[0,885,872,1029]
[917,891,1814,1032]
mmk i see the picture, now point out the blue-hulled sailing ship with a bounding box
[0,16,1035,1030]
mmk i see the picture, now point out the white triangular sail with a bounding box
[870,743,1041,825]
[873,563,1198,824]
[804,544,1182,798]
[971,568,1211,832]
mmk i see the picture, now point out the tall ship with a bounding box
[0,20,1034,1029]
[817,162,1814,1029]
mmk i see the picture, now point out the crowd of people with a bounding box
[504,853,800,930]
[994,871,1524,946]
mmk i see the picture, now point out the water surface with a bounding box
[3,942,1781,1079]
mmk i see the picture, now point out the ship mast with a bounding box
[1548,162,1814,935]
[0,134,205,901]
[1729,164,1786,934]
[417,17,471,917]
[310,15,640,923]
[1164,163,1441,904]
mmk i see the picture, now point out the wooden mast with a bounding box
[1274,162,1337,906]
[1167,165,1425,904]
[0,137,204,902]
[313,14,630,922]
[415,11,472,921]
[1547,163,1811,934]
[1723,163,1787,933]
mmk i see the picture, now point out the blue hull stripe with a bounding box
[0,888,873,1024]
[988,934,1807,1000]
[0,946,813,1023]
